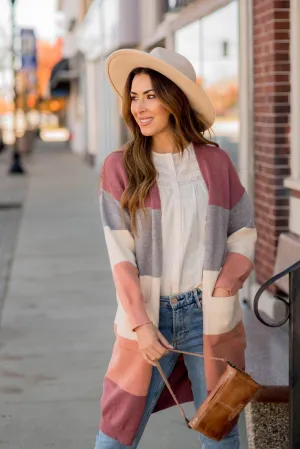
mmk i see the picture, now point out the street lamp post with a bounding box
[9,0,25,175]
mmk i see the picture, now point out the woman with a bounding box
[96,48,257,449]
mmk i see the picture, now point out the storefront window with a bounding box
[174,21,201,75]
[175,1,239,168]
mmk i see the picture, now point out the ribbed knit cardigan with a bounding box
[99,143,257,445]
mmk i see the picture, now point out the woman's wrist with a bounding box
[134,322,153,333]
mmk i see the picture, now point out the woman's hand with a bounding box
[135,323,173,366]
[212,287,232,297]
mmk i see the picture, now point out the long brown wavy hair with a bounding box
[121,67,218,235]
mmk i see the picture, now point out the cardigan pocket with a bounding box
[204,293,243,337]
[214,259,250,297]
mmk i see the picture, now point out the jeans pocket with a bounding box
[183,302,204,340]
[195,295,202,309]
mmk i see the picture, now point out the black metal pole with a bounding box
[289,266,300,448]
[8,0,25,175]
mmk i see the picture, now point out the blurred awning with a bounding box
[49,58,79,97]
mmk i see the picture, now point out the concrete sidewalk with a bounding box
[0,144,111,449]
[0,148,29,319]
[0,143,217,449]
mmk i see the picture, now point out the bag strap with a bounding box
[165,347,227,363]
[155,360,190,424]
[155,348,227,425]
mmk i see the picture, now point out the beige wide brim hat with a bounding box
[105,47,215,130]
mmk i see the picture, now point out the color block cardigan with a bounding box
[99,143,257,446]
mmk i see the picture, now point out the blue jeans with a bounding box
[95,288,239,448]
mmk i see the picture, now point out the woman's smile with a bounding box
[139,117,154,126]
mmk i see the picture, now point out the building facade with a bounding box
[55,0,92,157]
[76,0,140,170]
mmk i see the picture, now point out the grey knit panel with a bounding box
[100,190,162,277]
[204,205,229,271]
[228,191,255,236]
[135,208,162,278]
[100,189,131,231]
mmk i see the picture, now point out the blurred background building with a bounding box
[0,0,68,151]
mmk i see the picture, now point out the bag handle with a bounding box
[155,359,190,424]
[164,347,227,363]
[155,348,228,425]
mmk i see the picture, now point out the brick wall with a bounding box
[253,0,291,286]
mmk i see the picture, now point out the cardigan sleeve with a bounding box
[214,156,257,295]
[99,154,152,331]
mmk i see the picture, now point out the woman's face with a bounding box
[130,73,170,137]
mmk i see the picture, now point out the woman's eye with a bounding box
[148,95,155,99]
[130,97,137,101]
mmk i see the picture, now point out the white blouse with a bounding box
[152,143,208,296]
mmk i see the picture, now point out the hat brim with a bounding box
[106,49,215,130]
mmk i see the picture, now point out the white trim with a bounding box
[165,28,175,51]
[290,0,300,179]
[86,61,98,155]
[289,196,300,236]
[238,0,254,194]
[238,0,254,303]
[284,177,300,192]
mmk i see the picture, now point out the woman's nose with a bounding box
[135,100,146,113]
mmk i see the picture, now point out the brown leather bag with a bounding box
[156,348,261,442]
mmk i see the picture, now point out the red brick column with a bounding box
[253,0,291,286]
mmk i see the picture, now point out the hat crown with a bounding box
[150,47,196,83]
